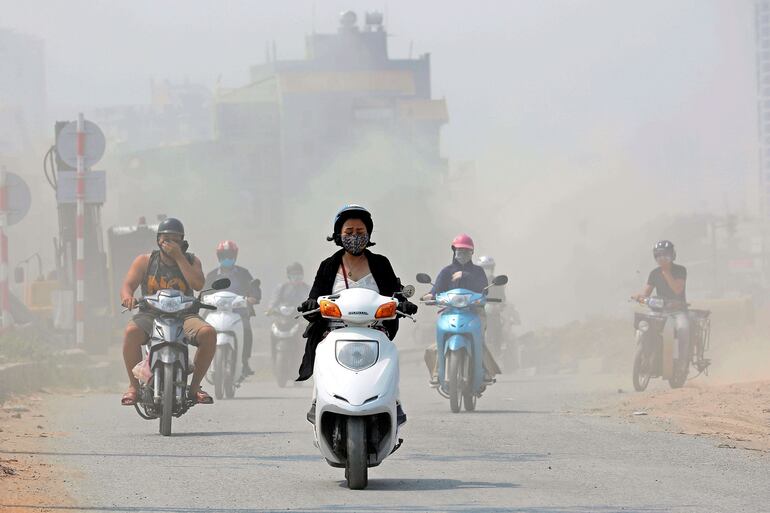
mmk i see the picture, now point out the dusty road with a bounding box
[1,359,768,513]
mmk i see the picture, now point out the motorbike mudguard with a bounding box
[216,331,237,348]
[444,334,469,353]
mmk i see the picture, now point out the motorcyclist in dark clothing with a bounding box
[204,240,261,376]
[421,234,499,384]
[296,204,417,425]
[631,239,690,374]
[268,262,310,315]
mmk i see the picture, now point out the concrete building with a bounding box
[215,10,448,192]
[0,28,46,153]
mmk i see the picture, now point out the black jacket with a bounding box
[296,249,402,381]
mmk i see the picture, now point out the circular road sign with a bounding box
[56,119,106,169]
[4,172,31,226]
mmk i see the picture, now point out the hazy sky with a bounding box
[2,1,757,170]
[0,0,761,325]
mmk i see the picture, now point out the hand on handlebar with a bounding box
[121,297,139,310]
[398,300,418,315]
[298,298,319,313]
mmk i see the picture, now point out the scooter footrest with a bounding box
[390,438,404,455]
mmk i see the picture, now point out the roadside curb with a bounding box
[0,358,123,403]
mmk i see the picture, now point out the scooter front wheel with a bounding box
[446,350,463,413]
[632,344,651,392]
[159,363,174,436]
[345,416,368,490]
[275,350,289,388]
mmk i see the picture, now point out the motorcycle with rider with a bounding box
[267,262,310,387]
[630,240,711,390]
[419,234,506,412]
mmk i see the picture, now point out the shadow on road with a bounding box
[228,396,307,401]
[0,504,673,512]
[171,431,290,437]
[0,449,318,462]
[403,451,548,463]
[341,477,520,491]
[468,409,552,415]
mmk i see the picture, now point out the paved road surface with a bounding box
[1,357,767,512]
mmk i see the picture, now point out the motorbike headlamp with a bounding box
[151,295,186,313]
[449,294,471,308]
[214,296,235,309]
[335,340,378,371]
[637,320,650,332]
[279,305,294,316]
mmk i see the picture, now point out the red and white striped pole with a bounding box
[0,166,9,331]
[75,114,86,346]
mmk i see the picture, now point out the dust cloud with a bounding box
[0,1,767,384]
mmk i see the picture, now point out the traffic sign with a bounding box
[55,119,106,168]
[5,172,30,226]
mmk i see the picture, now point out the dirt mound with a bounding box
[616,381,770,452]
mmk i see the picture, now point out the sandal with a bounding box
[121,389,138,406]
[190,389,214,405]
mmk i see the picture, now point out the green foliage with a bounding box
[0,328,53,362]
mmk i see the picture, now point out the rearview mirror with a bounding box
[492,275,508,286]
[401,285,415,299]
[416,273,432,284]
[212,278,231,290]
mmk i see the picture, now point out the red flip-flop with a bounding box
[121,389,138,406]
[191,389,214,405]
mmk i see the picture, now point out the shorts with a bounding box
[130,311,210,343]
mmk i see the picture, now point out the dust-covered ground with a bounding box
[0,393,74,512]
[612,380,770,452]
[600,305,770,454]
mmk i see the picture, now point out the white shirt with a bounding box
[332,271,380,294]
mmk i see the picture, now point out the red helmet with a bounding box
[451,234,474,250]
[216,240,239,259]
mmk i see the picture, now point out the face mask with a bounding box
[341,234,369,256]
[454,250,473,265]
[288,274,303,282]
[219,258,236,268]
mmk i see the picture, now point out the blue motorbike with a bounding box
[416,273,508,413]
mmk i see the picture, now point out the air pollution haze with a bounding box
[2,1,770,510]
[0,0,765,373]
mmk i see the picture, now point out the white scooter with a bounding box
[203,291,248,399]
[303,285,415,489]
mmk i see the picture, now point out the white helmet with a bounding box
[477,255,495,269]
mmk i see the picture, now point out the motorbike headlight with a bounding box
[279,305,293,316]
[637,320,650,332]
[450,294,471,308]
[335,340,378,371]
[215,297,235,309]
[154,295,186,313]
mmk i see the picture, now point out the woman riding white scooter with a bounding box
[296,204,418,423]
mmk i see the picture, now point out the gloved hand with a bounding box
[298,298,319,313]
[398,300,418,315]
